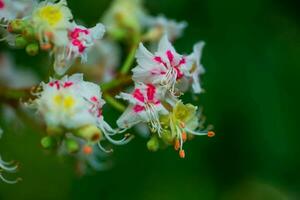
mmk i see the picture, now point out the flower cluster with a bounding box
[0,0,215,180]
[2,0,105,75]
[117,35,213,158]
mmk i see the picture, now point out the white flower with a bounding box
[54,22,105,75]
[33,74,131,147]
[117,83,168,135]
[186,42,206,93]
[144,15,187,41]
[0,0,37,21]
[132,35,189,95]
[31,0,73,47]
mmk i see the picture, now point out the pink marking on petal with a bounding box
[133,105,145,113]
[0,0,5,9]
[97,109,102,117]
[178,57,186,66]
[78,44,86,53]
[154,56,167,68]
[133,89,145,102]
[174,67,184,79]
[166,50,174,63]
[91,96,98,102]
[63,81,73,88]
[146,84,156,101]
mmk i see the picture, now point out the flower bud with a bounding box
[147,136,159,152]
[22,26,35,41]
[74,125,102,143]
[8,19,25,33]
[161,131,174,144]
[41,136,56,149]
[15,36,28,49]
[65,139,79,153]
[26,43,39,56]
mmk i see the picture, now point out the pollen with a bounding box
[207,131,215,137]
[38,5,63,27]
[83,145,93,155]
[179,150,185,158]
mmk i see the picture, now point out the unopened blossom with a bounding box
[54,22,105,75]
[132,35,190,95]
[144,15,187,42]
[31,0,73,47]
[0,0,37,21]
[185,42,206,93]
[0,128,20,184]
[117,83,168,135]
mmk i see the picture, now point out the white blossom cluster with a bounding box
[0,0,214,181]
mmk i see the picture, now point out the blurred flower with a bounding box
[143,15,187,42]
[54,22,105,75]
[132,35,190,95]
[117,83,168,135]
[102,0,147,40]
[0,0,37,21]
[0,128,20,184]
[0,52,38,88]
[185,42,206,93]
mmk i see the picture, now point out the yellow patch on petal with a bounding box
[53,94,63,105]
[63,96,75,109]
[38,5,63,27]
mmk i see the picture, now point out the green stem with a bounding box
[120,45,137,75]
[103,93,126,112]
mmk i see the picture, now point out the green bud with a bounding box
[22,26,35,40]
[15,36,28,49]
[161,131,174,145]
[74,125,102,143]
[147,136,159,152]
[65,139,79,153]
[8,19,25,33]
[26,43,39,56]
[41,136,56,149]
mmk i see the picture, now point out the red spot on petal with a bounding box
[146,84,156,101]
[133,89,145,102]
[178,57,186,66]
[63,81,73,88]
[154,56,167,68]
[91,96,98,102]
[133,105,145,113]
[0,1,5,9]
[166,50,174,63]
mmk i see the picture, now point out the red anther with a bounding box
[208,131,215,137]
[174,139,180,151]
[182,132,187,142]
[179,150,185,158]
[45,31,53,39]
[83,145,93,155]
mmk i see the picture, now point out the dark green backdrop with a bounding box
[0,0,299,199]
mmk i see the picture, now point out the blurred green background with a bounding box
[0,0,299,199]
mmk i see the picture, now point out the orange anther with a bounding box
[174,139,180,151]
[41,43,52,51]
[179,150,185,158]
[182,132,187,142]
[83,145,93,155]
[45,31,54,39]
[208,131,215,137]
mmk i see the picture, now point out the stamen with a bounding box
[174,139,180,151]
[83,145,93,155]
[208,131,215,137]
[179,150,185,158]
[182,131,187,142]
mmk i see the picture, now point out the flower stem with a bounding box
[120,45,137,75]
[103,93,125,112]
